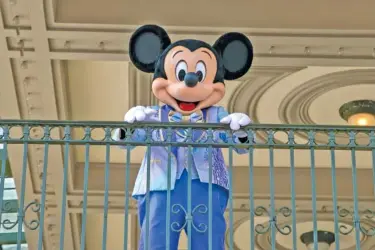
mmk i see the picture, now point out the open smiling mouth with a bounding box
[175,99,200,112]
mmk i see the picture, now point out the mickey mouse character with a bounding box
[114,24,254,250]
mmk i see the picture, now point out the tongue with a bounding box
[179,102,196,111]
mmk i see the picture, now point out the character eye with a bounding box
[195,61,206,82]
[175,60,188,81]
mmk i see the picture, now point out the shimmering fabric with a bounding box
[114,104,247,197]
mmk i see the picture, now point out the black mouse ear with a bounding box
[213,32,253,80]
[129,25,171,73]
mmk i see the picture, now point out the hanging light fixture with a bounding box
[339,100,375,126]
[300,231,335,250]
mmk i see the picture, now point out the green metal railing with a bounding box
[0,151,27,249]
[0,120,375,250]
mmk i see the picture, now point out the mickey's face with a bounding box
[152,46,225,114]
[129,25,253,115]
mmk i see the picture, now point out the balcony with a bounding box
[0,120,375,249]
[2,0,375,249]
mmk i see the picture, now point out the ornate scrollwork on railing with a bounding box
[360,209,375,236]
[2,200,17,213]
[1,200,41,231]
[254,206,292,235]
[337,207,354,235]
[171,203,208,233]
[338,207,375,236]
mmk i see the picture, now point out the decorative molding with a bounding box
[4,27,375,66]
[228,67,375,145]
[52,60,72,120]
[0,5,48,250]
[227,66,305,143]
[278,69,375,144]
[227,66,305,114]
[3,1,375,67]
[279,69,375,125]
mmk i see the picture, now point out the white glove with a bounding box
[124,106,158,123]
[220,113,251,138]
[220,113,251,130]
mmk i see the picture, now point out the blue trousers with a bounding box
[137,170,229,250]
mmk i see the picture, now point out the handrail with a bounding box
[0,119,375,131]
[0,120,374,150]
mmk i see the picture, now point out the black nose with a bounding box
[184,73,199,87]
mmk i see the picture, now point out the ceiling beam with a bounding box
[4,27,375,67]
[0,8,47,250]
[0,23,20,120]
[50,60,81,250]
[9,50,375,68]
[27,1,77,249]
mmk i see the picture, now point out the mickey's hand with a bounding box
[124,106,158,123]
[220,113,252,130]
